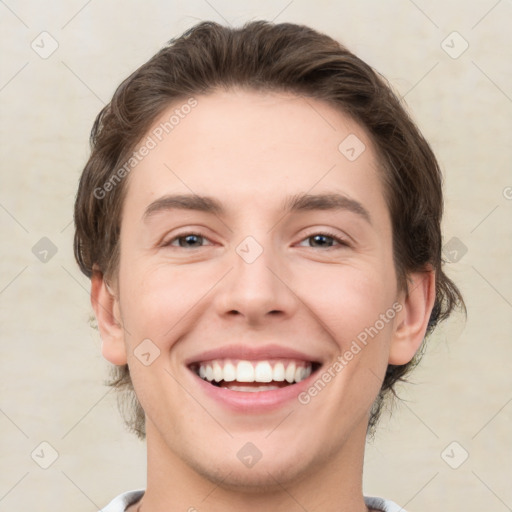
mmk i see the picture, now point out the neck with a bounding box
[133,417,371,512]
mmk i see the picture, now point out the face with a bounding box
[96,88,429,490]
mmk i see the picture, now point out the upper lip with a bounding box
[184,344,322,366]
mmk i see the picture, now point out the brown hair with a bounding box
[74,20,465,439]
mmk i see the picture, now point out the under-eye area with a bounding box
[189,359,322,392]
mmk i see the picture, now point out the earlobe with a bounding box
[90,268,127,365]
[389,268,436,365]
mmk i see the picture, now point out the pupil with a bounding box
[180,234,202,247]
[312,235,331,247]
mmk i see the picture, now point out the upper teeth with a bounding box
[196,359,312,384]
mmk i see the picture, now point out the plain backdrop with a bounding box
[1,1,511,510]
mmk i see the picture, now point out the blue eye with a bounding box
[165,233,211,248]
[298,232,349,249]
[163,231,349,250]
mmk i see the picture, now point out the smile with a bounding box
[190,359,319,392]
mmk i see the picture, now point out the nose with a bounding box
[214,237,299,326]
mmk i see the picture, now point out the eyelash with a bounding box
[298,231,351,249]
[162,230,350,250]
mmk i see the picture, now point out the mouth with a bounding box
[189,358,321,392]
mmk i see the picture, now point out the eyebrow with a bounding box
[143,192,372,225]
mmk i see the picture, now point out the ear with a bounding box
[90,267,127,365]
[389,267,436,365]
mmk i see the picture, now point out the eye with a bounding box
[162,232,213,249]
[161,231,349,250]
[297,231,350,249]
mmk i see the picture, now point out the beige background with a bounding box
[1,1,511,510]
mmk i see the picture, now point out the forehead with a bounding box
[122,88,387,223]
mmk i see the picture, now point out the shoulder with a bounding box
[364,495,407,512]
[100,489,145,512]
[100,491,401,512]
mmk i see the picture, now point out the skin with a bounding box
[91,88,435,512]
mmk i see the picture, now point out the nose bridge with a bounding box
[236,234,275,289]
[216,232,296,321]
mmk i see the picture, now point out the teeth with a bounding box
[195,359,313,385]
[223,362,236,382]
[273,362,285,381]
[285,363,296,383]
[213,362,223,382]
[254,361,273,382]
[272,363,285,382]
[295,366,304,382]
[236,361,255,382]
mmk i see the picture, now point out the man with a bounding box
[74,20,464,512]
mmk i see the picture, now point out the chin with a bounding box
[193,460,307,493]
[183,441,323,493]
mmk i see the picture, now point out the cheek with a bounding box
[299,262,397,347]
[118,260,219,345]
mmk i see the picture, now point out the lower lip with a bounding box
[190,370,318,412]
